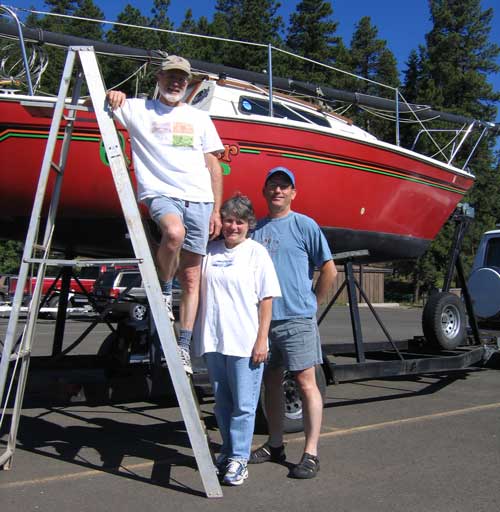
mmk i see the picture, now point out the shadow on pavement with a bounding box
[1,403,220,498]
[323,369,481,409]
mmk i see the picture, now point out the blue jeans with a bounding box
[204,352,264,462]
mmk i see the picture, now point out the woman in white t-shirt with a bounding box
[194,194,281,486]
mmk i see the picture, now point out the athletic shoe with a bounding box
[223,460,248,486]
[177,345,193,374]
[290,453,320,479]
[248,443,286,464]
[162,293,175,322]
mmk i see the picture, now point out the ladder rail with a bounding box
[79,46,222,498]
[0,46,223,498]
[0,50,78,414]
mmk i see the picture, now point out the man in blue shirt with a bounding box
[250,166,337,479]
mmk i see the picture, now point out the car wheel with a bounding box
[422,291,467,350]
[129,302,148,321]
[47,295,60,320]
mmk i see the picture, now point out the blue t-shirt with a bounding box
[252,211,333,320]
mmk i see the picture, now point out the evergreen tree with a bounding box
[105,4,158,96]
[72,0,105,41]
[285,0,341,84]
[397,0,500,300]
[24,0,105,94]
[0,241,23,275]
[175,13,220,63]
[150,0,174,52]
[213,0,283,72]
[347,16,399,140]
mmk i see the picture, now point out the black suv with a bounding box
[93,267,181,321]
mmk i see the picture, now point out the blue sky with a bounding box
[7,0,500,123]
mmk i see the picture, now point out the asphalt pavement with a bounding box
[1,307,499,511]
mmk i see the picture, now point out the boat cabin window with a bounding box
[238,96,330,127]
[485,238,500,269]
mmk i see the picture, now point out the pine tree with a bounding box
[24,0,105,94]
[347,16,399,140]
[0,241,23,275]
[212,0,283,72]
[397,0,500,300]
[150,0,173,52]
[105,4,158,97]
[285,0,341,84]
[175,11,219,62]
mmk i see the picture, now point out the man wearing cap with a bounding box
[105,55,224,374]
[250,166,337,478]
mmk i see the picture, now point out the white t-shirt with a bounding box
[193,238,282,358]
[114,99,224,202]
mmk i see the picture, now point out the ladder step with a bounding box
[50,161,62,174]
[24,258,143,267]
[32,243,49,252]
[9,349,32,362]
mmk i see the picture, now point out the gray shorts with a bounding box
[143,196,213,256]
[267,317,323,372]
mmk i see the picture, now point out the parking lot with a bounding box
[1,307,499,511]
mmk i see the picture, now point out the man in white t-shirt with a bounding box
[106,55,224,374]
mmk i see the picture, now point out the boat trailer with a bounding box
[317,203,498,386]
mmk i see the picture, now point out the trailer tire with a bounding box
[255,364,327,434]
[422,292,466,350]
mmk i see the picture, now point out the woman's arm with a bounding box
[252,296,273,364]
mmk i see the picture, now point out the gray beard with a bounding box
[159,86,183,104]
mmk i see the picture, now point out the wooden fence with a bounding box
[320,265,392,304]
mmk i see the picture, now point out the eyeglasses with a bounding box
[266,180,293,190]
[157,71,189,85]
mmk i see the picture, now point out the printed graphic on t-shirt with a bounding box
[150,121,194,147]
[212,260,233,267]
[211,253,235,267]
[151,120,171,142]
[260,236,280,257]
[172,122,194,147]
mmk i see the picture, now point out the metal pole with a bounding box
[345,260,365,363]
[395,88,400,146]
[268,43,274,117]
[0,5,34,95]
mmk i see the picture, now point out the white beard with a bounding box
[158,85,183,104]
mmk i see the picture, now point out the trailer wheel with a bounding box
[255,365,327,434]
[422,292,466,350]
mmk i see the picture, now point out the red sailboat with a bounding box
[0,19,493,262]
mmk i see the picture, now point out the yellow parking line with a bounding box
[2,401,500,489]
[0,459,168,489]
[289,401,500,443]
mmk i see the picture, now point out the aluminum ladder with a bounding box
[0,46,222,498]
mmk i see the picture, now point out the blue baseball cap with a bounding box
[265,166,296,187]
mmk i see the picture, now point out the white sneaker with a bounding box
[161,293,175,322]
[177,345,193,374]
[223,459,248,486]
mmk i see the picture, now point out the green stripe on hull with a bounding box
[281,152,462,194]
[0,131,100,143]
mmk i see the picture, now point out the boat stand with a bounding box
[0,47,222,498]
[318,233,490,384]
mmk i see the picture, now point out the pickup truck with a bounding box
[468,229,500,327]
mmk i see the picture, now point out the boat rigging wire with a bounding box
[1,4,497,168]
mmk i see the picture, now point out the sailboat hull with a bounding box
[0,96,473,261]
